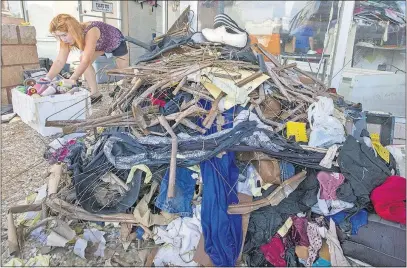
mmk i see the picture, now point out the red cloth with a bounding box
[371,176,406,225]
[148,93,166,107]
[260,235,286,267]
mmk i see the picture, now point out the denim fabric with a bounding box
[327,209,368,235]
[280,160,295,182]
[155,167,196,217]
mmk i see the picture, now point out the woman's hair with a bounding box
[49,14,85,50]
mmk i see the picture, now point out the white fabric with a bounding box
[319,219,351,266]
[153,205,202,266]
[319,144,339,169]
[311,189,354,216]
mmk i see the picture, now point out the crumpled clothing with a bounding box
[133,181,178,227]
[317,171,345,200]
[312,189,354,216]
[306,222,322,267]
[285,246,298,267]
[162,92,193,115]
[155,167,197,217]
[318,218,351,266]
[291,216,310,247]
[243,170,319,267]
[327,209,368,235]
[237,170,253,196]
[260,235,286,267]
[280,160,295,182]
[200,152,242,266]
[102,122,329,171]
[153,205,202,265]
[337,135,393,209]
[319,144,339,169]
[312,258,331,267]
[245,164,263,196]
[371,175,406,224]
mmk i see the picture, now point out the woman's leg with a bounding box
[83,51,105,95]
[115,52,129,69]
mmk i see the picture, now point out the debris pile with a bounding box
[6,9,406,267]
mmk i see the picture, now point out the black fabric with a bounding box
[134,34,193,64]
[340,214,406,267]
[220,41,257,64]
[243,170,319,266]
[111,40,128,57]
[285,246,299,267]
[67,135,144,214]
[336,136,393,209]
[102,122,333,171]
[161,92,193,115]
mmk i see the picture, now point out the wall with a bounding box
[25,1,80,62]
[1,24,39,104]
[127,1,163,64]
[26,1,122,64]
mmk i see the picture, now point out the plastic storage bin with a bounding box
[93,56,119,84]
[11,88,92,136]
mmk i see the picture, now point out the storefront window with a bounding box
[197,1,339,75]
[350,0,406,73]
[198,1,339,55]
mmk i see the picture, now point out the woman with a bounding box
[44,14,128,103]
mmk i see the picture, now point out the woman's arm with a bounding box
[70,27,100,81]
[46,44,70,80]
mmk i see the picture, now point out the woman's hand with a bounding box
[61,78,78,87]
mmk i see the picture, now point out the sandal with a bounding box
[90,94,103,104]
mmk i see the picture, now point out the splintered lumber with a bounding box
[293,67,326,89]
[203,92,225,129]
[45,196,141,223]
[109,78,144,114]
[266,66,292,102]
[172,76,187,95]
[158,116,178,198]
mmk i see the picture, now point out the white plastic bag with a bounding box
[308,97,346,148]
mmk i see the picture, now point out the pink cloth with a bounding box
[317,171,345,200]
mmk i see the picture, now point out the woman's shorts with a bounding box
[110,40,128,57]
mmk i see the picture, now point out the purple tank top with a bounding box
[83,21,123,52]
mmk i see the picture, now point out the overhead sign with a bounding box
[92,1,113,13]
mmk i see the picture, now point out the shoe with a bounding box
[91,94,103,104]
[214,13,245,33]
[202,26,248,48]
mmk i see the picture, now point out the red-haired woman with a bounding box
[45,14,128,102]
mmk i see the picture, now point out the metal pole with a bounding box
[78,0,83,22]
[217,0,224,15]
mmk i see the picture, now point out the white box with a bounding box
[11,88,92,136]
[338,68,406,117]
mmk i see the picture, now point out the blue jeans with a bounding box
[155,167,196,217]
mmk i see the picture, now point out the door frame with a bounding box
[77,0,123,31]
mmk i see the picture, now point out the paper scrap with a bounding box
[74,238,87,259]
[46,231,70,247]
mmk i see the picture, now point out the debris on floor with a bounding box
[4,9,406,267]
